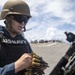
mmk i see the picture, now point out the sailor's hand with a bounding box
[15,53,32,73]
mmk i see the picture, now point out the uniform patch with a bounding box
[2,39,26,44]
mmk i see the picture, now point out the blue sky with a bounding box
[0,0,75,42]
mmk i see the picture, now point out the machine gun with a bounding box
[62,52,75,75]
[61,32,75,75]
[25,52,49,75]
[49,31,75,75]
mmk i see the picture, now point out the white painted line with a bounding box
[36,43,57,47]
[47,43,57,46]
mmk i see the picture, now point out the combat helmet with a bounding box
[0,0,31,20]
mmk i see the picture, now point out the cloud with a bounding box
[0,0,6,6]
[23,0,75,39]
[25,0,75,24]
[0,0,75,42]
[46,27,57,40]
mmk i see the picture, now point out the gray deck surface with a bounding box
[30,42,70,75]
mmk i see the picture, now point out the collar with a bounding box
[0,25,22,38]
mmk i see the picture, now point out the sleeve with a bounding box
[0,63,15,75]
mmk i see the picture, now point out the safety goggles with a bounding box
[12,14,29,24]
